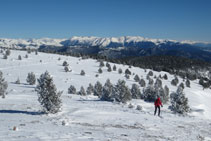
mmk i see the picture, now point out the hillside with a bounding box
[0,50,211,141]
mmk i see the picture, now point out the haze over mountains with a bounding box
[1,36,211,61]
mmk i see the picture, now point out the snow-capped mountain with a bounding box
[1,36,210,49]
[60,36,178,47]
[1,36,211,62]
[0,38,65,49]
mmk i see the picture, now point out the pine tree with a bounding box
[107,65,112,72]
[131,84,142,99]
[134,74,140,82]
[148,77,154,85]
[125,74,130,79]
[148,71,153,76]
[99,61,104,67]
[6,49,11,56]
[125,69,131,75]
[113,65,117,71]
[106,62,110,67]
[169,86,190,114]
[94,81,103,97]
[64,66,71,72]
[15,77,20,84]
[80,70,85,76]
[18,55,22,60]
[3,54,7,59]
[143,85,156,102]
[0,71,8,98]
[36,71,62,114]
[179,82,185,89]
[114,80,132,103]
[26,72,36,85]
[171,76,179,86]
[139,79,146,87]
[101,79,114,101]
[163,74,168,80]
[68,85,76,94]
[78,86,86,96]
[118,68,123,74]
[162,85,170,103]
[186,79,190,87]
[98,68,103,73]
[155,78,162,88]
[62,61,68,66]
[86,83,94,95]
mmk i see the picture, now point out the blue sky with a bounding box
[0,0,211,42]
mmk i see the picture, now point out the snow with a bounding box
[0,50,211,140]
[0,38,65,49]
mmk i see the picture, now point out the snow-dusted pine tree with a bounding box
[15,77,20,84]
[64,66,71,72]
[62,61,68,66]
[113,65,117,71]
[106,62,110,68]
[171,76,179,86]
[163,74,168,80]
[0,71,8,98]
[99,61,104,67]
[68,85,76,94]
[179,82,185,89]
[107,65,112,72]
[118,68,123,74]
[148,71,153,76]
[139,79,146,87]
[80,70,85,76]
[6,49,11,56]
[78,86,86,96]
[142,84,157,102]
[186,79,190,87]
[101,79,114,101]
[134,74,140,82]
[86,83,94,95]
[35,71,62,114]
[26,72,36,85]
[125,74,130,79]
[94,81,103,97]
[155,78,162,88]
[169,86,190,114]
[98,68,103,74]
[25,54,28,58]
[125,69,131,75]
[148,77,154,85]
[163,85,169,103]
[131,83,142,99]
[114,80,132,103]
[18,55,22,60]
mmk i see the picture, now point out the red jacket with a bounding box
[154,98,162,107]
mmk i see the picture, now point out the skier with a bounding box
[154,96,163,116]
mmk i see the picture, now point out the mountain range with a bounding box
[1,36,211,61]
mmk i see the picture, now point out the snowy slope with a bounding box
[0,50,211,141]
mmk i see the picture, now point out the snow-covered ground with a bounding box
[0,50,211,141]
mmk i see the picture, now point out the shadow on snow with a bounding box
[0,110,44,115]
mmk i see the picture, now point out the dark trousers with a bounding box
[154,106,160,116]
